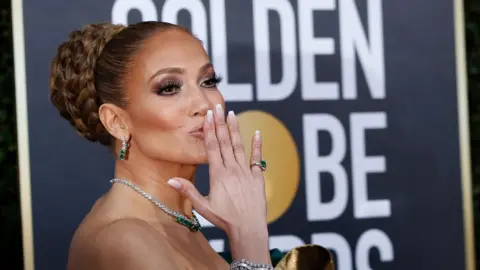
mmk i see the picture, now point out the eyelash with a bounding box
[156,75,223,96]
[202,75,223,88]
[157,80,182,95]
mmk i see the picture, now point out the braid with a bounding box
[49,23,125,144]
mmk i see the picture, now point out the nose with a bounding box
[190,89,211,117]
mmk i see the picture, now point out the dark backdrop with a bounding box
[0,0,479,269]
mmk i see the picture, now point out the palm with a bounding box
[172,104,267,234]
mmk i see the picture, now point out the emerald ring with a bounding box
[251,159,267,171]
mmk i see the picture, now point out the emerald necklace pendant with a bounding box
[177,215,201,232]
[110,178,202,232]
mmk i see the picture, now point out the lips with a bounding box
[189,125,204,139]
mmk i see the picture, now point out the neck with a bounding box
[113,153,197,219]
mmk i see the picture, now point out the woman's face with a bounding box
[123,28,225,164]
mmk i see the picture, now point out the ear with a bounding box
[98,103,131,141]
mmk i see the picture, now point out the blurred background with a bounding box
[2,0,480,269]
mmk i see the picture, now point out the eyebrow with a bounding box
[148,63,214,83]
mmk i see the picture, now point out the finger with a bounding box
[214,104,236,166]
[168,178,223,228]
[167,178,209,214]
[203,109,223,168]
[226,110,247,166]
[249,130,264,177]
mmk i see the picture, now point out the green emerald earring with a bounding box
[119,136,129,160]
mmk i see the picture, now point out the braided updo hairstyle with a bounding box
[49,21,190,146]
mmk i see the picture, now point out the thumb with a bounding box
[167,178,208,212]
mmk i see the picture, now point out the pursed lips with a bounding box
[189,125,204,139]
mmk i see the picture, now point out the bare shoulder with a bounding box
[67,218,179,270]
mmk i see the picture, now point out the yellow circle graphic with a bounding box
[237,110,300,224]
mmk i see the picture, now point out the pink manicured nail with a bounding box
[206,110,213,122]
[167,179,181,189]
[216,104,223,116]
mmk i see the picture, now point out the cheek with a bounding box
[131,106,181,134]
[208,90,225,108]
[128,103,185,158]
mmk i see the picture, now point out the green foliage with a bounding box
[0,1,23,268]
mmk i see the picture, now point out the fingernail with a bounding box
[207,110,213,122]
[255,130,261,139]
[228,110,235,118]
[167,179,181,189]
[216,104,223,116]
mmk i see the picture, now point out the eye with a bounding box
[201,75,223,88]
[156,80,182,95]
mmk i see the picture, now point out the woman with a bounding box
[49,21,333,269]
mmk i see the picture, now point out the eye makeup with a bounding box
[152,73,223,96]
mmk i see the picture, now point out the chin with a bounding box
[173,139,209,164]
[194,153,209,164]
[197,159,209,165]
[180,151,209,165]
[182,158,208,166]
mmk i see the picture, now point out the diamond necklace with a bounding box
[110,178,201,232]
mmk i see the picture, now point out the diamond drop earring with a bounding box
[119,136,129,160]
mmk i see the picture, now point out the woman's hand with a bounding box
[168,103,271,264]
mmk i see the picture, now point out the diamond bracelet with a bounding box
[230,259,274,270]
